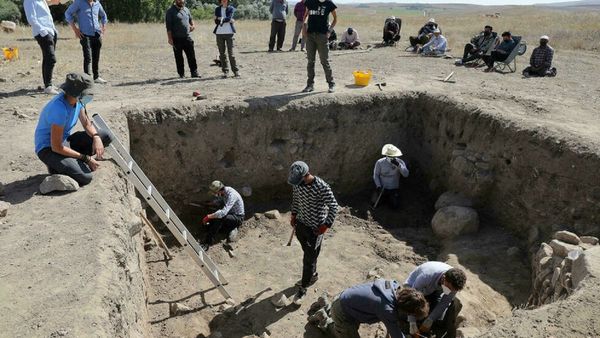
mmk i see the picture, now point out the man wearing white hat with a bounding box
[373,144,409,209]
[523,35,556,77]
[200,180,245,251]
[419,28,447,56]
[409,18,438,49]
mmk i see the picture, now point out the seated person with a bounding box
[338,27,360,49]
[328,27,338,50]
[418,28,447,56]
[382,17,400,45]
[409,18,438,48]
[402,262,467,338]
[200,180,245,251]
[482,31,516,72]
[456,25,498,65]
[34,73,111,187]
[523,35,556,77]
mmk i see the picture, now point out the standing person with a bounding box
[24,0,61,94]
[213,0,240,78]
[165,0,199,78]
[34,73,111,186]
[289,0,306,52]
[373,144,409,209]
[269,0,288,52]
[288,161,339,305]
[302,0,338,93]
[523,35,556,77]
[482,31,516,72]
[338,27,360,50]
[402,262,467,338]
[200,180,245,251]
[65,0,108,84]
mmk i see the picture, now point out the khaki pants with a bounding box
[306,32,334,86]
[330,298,360,338]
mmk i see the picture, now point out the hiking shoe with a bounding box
[228,228,239,242]
[296,273,319,287]
[302,85,314,93]
[293,287,307,305]
[328,84,335,93]
[43,86,59,95]
[222,73,229,79]
[300,48,305,52]
[455,59,464,66]
[191,72,201,78]
[288,48,295,52]
[308,308,328,324]
[233,72,240,78]
[94,77,107,84]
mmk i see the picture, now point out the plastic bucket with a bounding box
[2,47,19,61]
[353,70,372,86]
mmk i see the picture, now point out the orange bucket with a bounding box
[2,47,19,61]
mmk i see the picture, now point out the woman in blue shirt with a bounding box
[34,73,111,186]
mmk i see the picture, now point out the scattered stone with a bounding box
[39,175,79,194]
[506,246,520,257]
[169,302,192,316]
[431,206,479,239]
[549,239,581,258]
[580,236,599,246]
[240,186,252,197]
[13,111,31,119]
[539,256,553,271]
[367,268,381,280]
[270,293,289,308]
[457,327,481,338]
[218,303,234,312]
[254,213,263,220]
[553,230,581,245]
[536,242,553,260]
[434,191,474,210]
[0,201,10,218]
[264,210,281,220]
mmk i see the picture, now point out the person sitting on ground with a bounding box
[373,144,409,209]
[200,180,245,251]
[34,72,111,186]
[328,26,338,50]
[418,28,447,56]
[482,31,516,72]
[523,35,556,77]
[409,18,438,48]
[456,25,498,66]
[402,262,467,338]
[338,27,360,49]
[308,281,429,338]
[382,16,400,46]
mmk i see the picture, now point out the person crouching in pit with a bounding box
[200,180,244,251]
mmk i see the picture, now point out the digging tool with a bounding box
[371,188,385,209]
[286,227,296,246]
[443,71,455,82]
[140,213,173,260]
[375,82,387,91]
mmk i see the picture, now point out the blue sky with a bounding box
[336,0,569,4]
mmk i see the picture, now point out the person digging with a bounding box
[372,144,409,209]
[288,161,339,305]
[200,180,245,251]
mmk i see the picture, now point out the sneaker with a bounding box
[222,73,228,79]
[191,72,201,78]
[233,72,240,78]
[302,85,314,93]
[179,74,185,78]
[276,49,283,52]
[328,84,335,93]
[94,77,107,84]
[308,308,328,324]
[288,48,295,52]
[455,59,464,66]
[300,48,305,52]
[293,287,307,305]
[200,243,210,252]
[43,86,59,95]
[228,228,239,242]
[268,49,275,53]
[295,273,319,287]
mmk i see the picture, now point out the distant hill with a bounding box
[539,0,600,6]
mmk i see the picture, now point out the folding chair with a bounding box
[494,36,527,73]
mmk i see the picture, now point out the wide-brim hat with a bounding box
[428,18,435,23]
[209,180,225,193]
[433,28,441,34]
[288,161,309,186]
[60,72,94,98]
[382,144,402,157]
[540,35,550,41]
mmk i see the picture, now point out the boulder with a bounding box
[431,206,479,239]
[550,267,561,287]
[434,191,474,210]
[580,236,599,246]
[549,239,581,258]
[539,256,553,272]
[39,175,79,194]
[1,20,16,33]
[457,327,481,338]
[536,243,553,261]
[260,333,270,338]
[0,201,10,218]
[264,210,281,220]
[553,230,581,245]
[572,246,600,288]
[169,302,192,316]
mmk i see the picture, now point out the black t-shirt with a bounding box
[305,0,337,34]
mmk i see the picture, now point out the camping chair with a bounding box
[493,36,527,73]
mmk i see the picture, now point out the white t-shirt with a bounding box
[216,7,234,35]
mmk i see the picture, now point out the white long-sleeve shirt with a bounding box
[213,187,245,218]
[373,157,409,190]
[423,34,447,53]
[24,0,56,38]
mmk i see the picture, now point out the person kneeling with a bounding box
[201,180,245,251]
[523,35,556,78]
[34,72,110,187]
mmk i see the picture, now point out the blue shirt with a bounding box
[34,95,82,153]
[23,0,56,38]
[65,0,107,36]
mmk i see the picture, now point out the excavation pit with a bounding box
[126,92,600,337]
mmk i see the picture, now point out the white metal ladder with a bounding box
[92,114,233,301]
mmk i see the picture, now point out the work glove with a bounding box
[202,215,210,225]
[409,322,418,335]
[314,225,328,235]
[391,158,400,167]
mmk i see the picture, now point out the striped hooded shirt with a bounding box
[213,186,245,218]
[291,176,338,229]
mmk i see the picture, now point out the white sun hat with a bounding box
[381,144,402,157]
[540,35,550,41]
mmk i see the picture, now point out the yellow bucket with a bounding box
[353,70,372,86]
[2,47,19,61]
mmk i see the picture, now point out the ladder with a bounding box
[92,114,233,302]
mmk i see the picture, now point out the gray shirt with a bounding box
[214,187,245,218]
[373,157,409,190]
[270,0,288,21]
[165,4,192,39]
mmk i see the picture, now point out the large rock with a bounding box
[431,206,479,239]
[536,243,553,261]
[580,236,599,245]
[39,175,79,194]
[549,239,581,258]
[169,302,192,316]
[553,230,581,245]
[0,201,10,217]
[434,191,474,210]
[572,246,600,288]
[264,210,281,220]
